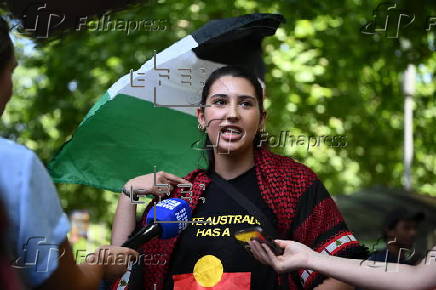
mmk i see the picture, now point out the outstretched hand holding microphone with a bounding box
[249,239,313,273]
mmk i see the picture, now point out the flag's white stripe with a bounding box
[107,35,197,97]
[108,35,223,117]
[300,234,357,285]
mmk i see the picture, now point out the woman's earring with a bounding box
[198,123,205,131]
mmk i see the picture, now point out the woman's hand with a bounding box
[248,239,316,272]
[123,171,191,198]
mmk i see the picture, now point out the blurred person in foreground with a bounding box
[0,198,22,289]
[0,16,138,290]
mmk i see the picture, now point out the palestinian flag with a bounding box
[48,13,284,192]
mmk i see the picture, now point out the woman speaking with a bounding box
[112,65,368,290]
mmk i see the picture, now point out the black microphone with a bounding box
[122,223,162,249]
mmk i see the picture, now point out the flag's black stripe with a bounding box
[191,13,284,81]
[191,13,284,45]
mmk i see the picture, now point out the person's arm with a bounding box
[250,240,436,290]
[36,239,138,290]
[112,194,137,246]
[307,249,436,290]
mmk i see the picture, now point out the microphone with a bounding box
[122,198,192,249]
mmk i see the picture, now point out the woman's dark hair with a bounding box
[198,65,268,172]
[0,17,13,73]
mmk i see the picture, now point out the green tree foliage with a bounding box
[1,0,435,225]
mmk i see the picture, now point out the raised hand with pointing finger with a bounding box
[122,171,192,198]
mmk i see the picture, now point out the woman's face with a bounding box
[197,76,265,155]
[0,55,16,116]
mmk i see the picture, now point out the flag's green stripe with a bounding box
[79,92,111,126]
[49,94,207,192]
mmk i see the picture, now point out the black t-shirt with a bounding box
[163,166,280,289]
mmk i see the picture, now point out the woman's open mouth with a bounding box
[220,125,244,142]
